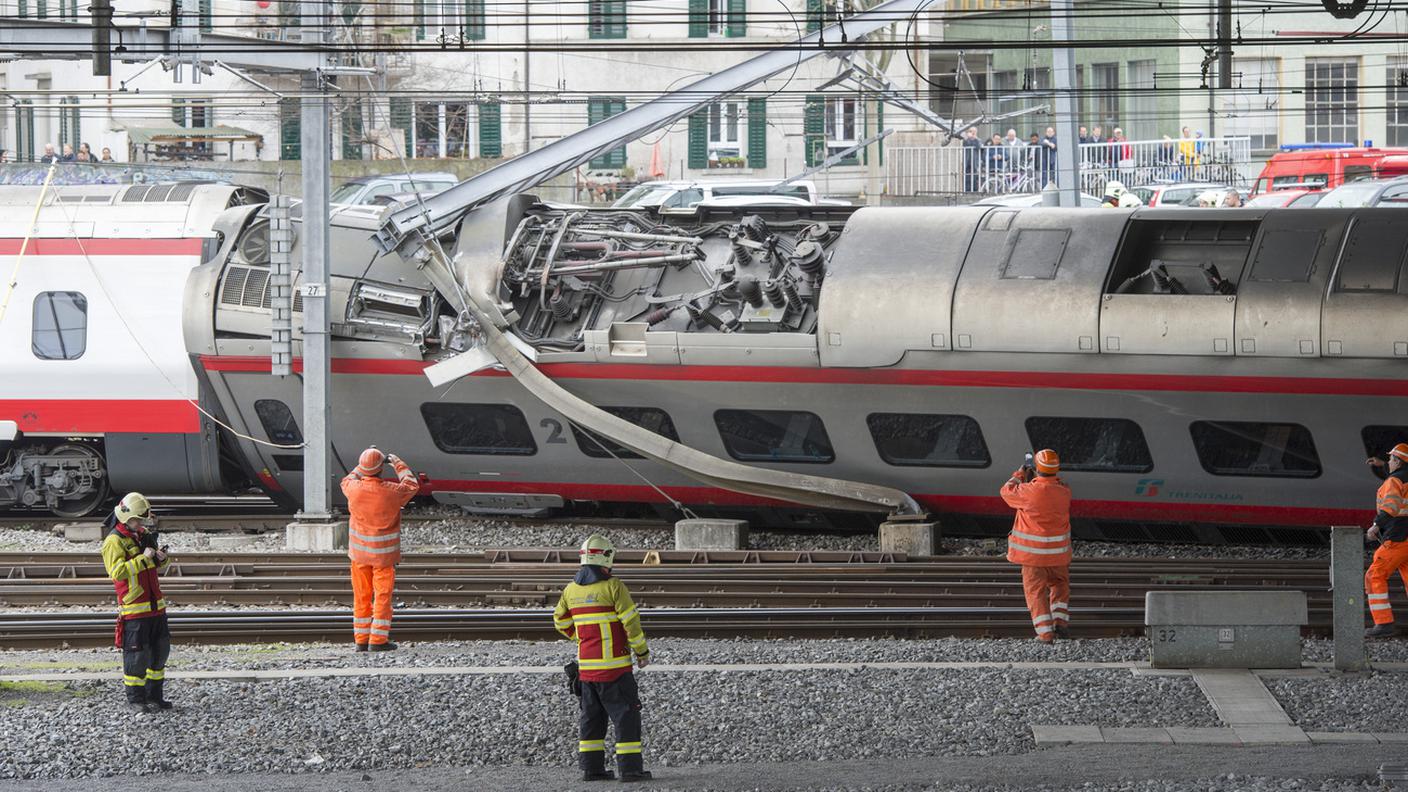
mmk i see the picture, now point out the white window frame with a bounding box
[1389,58,1408,147]
[1221,57,1280,150]
[707,0,726,35]
[1305,57,1359,144]
[411,101,478,159]
[824,96,858,157]
[706,101,744,165]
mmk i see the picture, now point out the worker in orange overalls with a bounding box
[1365,443,1408,638]
[1000,449,1073,643]
[342,447,419,651]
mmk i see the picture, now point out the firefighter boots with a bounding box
[146,680,173,710]
[125,686,153,713]
[580,750,614,781]
[617,754,653,783]
[369,641,398,652]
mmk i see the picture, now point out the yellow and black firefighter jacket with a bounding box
[101,525,171,620]
[553,567,648,682]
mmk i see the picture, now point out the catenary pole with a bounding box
[299,2,332,522]
[1049,0,1080,207]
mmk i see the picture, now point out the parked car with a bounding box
[970,192,1103,208]
[613,179,824,209]
[1249,145,1408,196]
[1245,189,1315,208]
[330,172,458,205]
[1129,182,1225,207]
[1311,176,1408,208]
[1287,191,1324,207]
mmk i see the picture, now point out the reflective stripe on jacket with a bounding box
[342,460,419,567]
[1376,470,1408,543]
[1001,471,1073,567]
[553,575,649,683]
[101,527,169,620]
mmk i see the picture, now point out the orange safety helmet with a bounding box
[355,447,385,477]
[1033,449,1060,475]
[1392,443,1408,463]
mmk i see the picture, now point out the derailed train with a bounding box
[4,180,1407,539]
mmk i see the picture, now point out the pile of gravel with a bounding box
[909,781,1378,792]
[1266,672,1408,732]
[1301,638,1408,665]
[0,666,1214,779]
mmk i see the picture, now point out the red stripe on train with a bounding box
[199,354,1408,396]
[421,479,1371,528]
[0,238,203,256]
[0,399,200,433]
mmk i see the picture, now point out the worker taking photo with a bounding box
[342,447,419,651]
[1000,450,1073,643]
[100,492,174,712]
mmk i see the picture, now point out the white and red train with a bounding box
[3,183,1406,542]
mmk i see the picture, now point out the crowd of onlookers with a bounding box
[960,124,1222,193]
[0,143,117,164]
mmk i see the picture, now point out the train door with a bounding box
[1322,210,1408,359]
[1233,211,1350,357]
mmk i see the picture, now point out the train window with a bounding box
[867,413,990,468]
[31,291,87,360]
[421,403,537,456]
[1189,421,1320,478]
[1362,426,1408,465]
[271,454,305,472]
[999,229,1068,280]
[1024,417,1153,473]
[1335,218,1408,293]
[571,407,680,459]
[1249,229,1322,283]
[254,400,303,446]
[714,409,834,464]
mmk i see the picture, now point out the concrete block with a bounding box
[1030,724,1103,745]
[1100,727,1172,744]
[1232,725,1309,744]
[207,534,263,551]
[1147,591,1306,668]
[674,519,748,551]
[1331,526,1368,672]
[1307,731,1379,743]
[878,521,941,557]
[1375,734,1408,743]
[285,521,348,552]
[61,522,103,542]
[1165,727,1241,745]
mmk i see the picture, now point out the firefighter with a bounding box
[553,535,653,783]
[1000,450,1073,643]
[1365,443,1408,637]
[342,447,419,651]
[1102,180,1142,208]
[100,492,173,712]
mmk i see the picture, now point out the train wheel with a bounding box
[47,444,110,519]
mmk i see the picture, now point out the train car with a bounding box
[185,199,1408,540]
[0,183,266,515]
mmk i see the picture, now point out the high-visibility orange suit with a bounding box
[1000,449,1073,643]
[342,448,419,650]
[1366,444,1408,636]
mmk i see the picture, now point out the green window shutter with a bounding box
[478,102,501,158]
[17,0,26,17]
[171,98,186,127]
[589,0,625,38]
[35,0,46,18]
[341,103,363,160]
[746,98,766,169]
[465,0,485,39]
[803,95,825,168]
[608,99,626,167]
[68,100,80,149]
[588,98,627,168]
[805,0,821,32]
[687,0,706,37]
[279,98,301,161]
[199,0,212,31]
[414,0,426,40]
[874,101,883,166]
[726,0,745,37]
[389,96,412,158]
[58,99,69,150]
[342,0,361,24]
[687,112,707,170]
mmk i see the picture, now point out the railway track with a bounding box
[0,551,1379,648]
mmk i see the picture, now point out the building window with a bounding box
[587,97,627,168]
[1390,59,1408,147]
[714,409,834,464]
[867,413,990,468]
[15,100,35,162]
[1305,58,1358,144]
[32,291,87,360]
[417,0,486,41]
[279,97,300,161]
[57,96,80,153]
[420,403,537,456]
[1091,62,1120,130]
[1335,218,1408,293]
[927,53,989,125]
[254,400,303,445]
[588,0,626,37]
[411,102,476,159]
[1189,421,1320,478]
[1126,59,1157,140]
[1024,417,1153,473]
[707,101,742,166]
[1221,58,1279,150]
[572,407,681,460]
[708,0,726,33]
[826,96,858,161]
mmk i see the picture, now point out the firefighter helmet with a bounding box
[579,534,616,567]
[1034,449,1061,475]
[1104,180,1126,199]
[114,492,151,525]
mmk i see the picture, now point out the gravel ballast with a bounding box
[1267,672,1408,732]
[0,666,1215,780]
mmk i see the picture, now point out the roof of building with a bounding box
[120,124,263,145]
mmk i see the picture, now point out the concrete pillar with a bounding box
[674,519,748,551]
[1331,525,1367,672]
[285,520,348,552]
[879,520,941,557]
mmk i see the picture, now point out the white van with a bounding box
[613,179,833,210]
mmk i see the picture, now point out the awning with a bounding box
[120,124,263,145]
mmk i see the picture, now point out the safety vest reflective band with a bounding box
[102,530,168,622]
[552,576,650,683]
[342,465,418,568]
[1000,475,1073,567]
[120,598,168,616]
